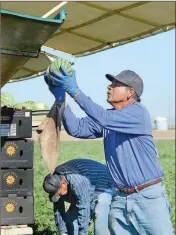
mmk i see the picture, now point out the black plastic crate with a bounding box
[1,169,34,197]
[1,108,32,138]
[1,139,34,168]
[1,196,34,225]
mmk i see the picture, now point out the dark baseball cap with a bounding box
[43,174,61,203]
[106,70,143,97]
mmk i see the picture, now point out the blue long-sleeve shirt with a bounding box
[62,91,164,189]
[53,158,112,235]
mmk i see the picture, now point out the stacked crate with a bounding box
[1,107,34,226]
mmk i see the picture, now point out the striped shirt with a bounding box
[53,158,112,235]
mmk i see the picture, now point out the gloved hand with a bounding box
[48,66,80,98]
[44,73,65,103]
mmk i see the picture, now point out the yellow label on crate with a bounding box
[4,142,18,157]
[3,172,17,186]
[5,175,16,186]
[3,200,17,213]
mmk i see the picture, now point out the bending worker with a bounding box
[44,66,173,235]
[43,158,114,235]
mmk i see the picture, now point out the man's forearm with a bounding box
[73,90,107,127]
[54,210,67,234]
[62,105,103,138]
[54,200,67,234]
[62,105,79,136]
[73,90,149,134]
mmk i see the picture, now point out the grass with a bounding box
[33,140,175,235]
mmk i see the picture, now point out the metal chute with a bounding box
[1,9,67,87]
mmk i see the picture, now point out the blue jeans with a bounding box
[109,183,173,235]
[55,188,113,235]
[93,188,114,235]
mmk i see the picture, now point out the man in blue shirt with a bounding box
[43,158,114,235]
[45,67,173,235]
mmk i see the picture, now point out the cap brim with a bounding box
[51,192,60,203]
[105,74,127,86]
[105,74,117,82]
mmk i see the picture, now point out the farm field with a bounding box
[32,129,175,141]
[33,140,175,235]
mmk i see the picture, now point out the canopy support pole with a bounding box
[42,2,68,18]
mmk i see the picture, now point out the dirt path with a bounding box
[32,130,175,141]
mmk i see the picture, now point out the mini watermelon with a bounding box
[24,101,35,105]
[32,102,49,111]
[14,103,33,110]
[46,57,72,83]
[1,92,15,108]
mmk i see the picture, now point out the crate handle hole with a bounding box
[20,150,23,156]
[19,206,23,213]
[19,120,22,126]
[19,179,23,185]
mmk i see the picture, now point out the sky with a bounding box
[2,29,175,124]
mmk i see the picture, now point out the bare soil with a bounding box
[32,130,175,141]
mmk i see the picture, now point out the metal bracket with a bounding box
[1,48,40,58]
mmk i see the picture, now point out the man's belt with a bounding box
[115,178,161,194]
